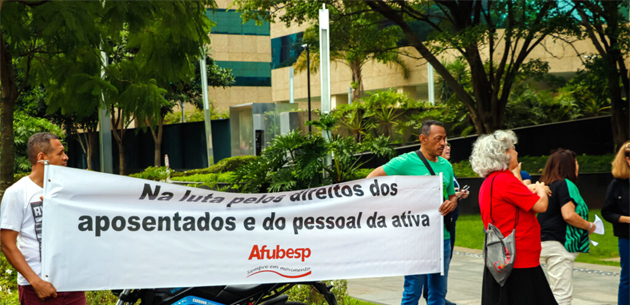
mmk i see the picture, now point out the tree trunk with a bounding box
[117,139,125,176]
[350,61,363,101]
[86,132,95,171]
[154,118,164,167]
[601,2,630,150]
[147,116,165,167]
[609,55,629,150]
[0,34,18,196]
[466,48,495,134]
[111,116,125,175]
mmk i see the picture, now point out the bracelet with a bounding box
[588,222,594,231]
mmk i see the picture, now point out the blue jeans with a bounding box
[401,239,451,305]
[619,237,629,305]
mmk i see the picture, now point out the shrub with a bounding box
[173,155,257,177]
[348,168,374,181]
[129,156,256,182]
[13,111,65,175]
[13,173,28,182]
[129,166,175,181]
[171,172,237,189]
[0,253,18,304]
[451,154,615,178]
[86,291,119,305]
[286,280,348,305]
[451,160,477,178]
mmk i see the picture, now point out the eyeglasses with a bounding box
[446,143,451,148]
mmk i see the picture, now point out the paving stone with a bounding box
[347,248,621,305]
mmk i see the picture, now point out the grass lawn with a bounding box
[455,209,621,267]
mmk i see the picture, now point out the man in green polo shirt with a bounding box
[367,120,457,305]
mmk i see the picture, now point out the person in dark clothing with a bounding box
[602,141,630,305]
[537,149,595,305]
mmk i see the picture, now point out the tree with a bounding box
[145,57,234,167]
[570,0,629,149]
[292,2,408,101]
[1,0,104,193]
[362,0,578,135]
[1,0,215,183]
[236,0,408,101]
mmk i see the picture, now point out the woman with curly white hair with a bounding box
[470,130,557,305]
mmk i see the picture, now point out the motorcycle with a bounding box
[114,281,338,305]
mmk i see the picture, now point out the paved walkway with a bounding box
[347,247,621,305]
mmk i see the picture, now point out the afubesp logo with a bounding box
[248,245,311,262]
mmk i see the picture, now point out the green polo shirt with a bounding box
[383,151,456,239]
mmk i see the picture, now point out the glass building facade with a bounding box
[271,32,304,69]
[215,61,271,87]
[206,9,270,36]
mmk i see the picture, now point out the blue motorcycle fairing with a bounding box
[170,295,224,305]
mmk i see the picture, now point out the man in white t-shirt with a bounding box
[1,132,86,304]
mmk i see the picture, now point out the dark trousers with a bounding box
[18,285,86,305]
[619,237,629,305]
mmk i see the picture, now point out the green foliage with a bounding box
[173,156,257,176]
[129,166,175,181]
[160,57,235,127]
[13,173,28,182]
[2,0,218,180]
[505,85,581,129]
[452,154,616,178]
[164,107,230,125]
[235,130,330,193]
[129,156,257,181]
[362,89,407,138]
[243,1,408,99]
[171,172,237,189]
[329,135,394,183]
[347,168,375,181]
[451,160,477,178]
[0,253,18,304]
[519,154,615,176]
[575,154,616,174]
[85,291,119,305]
[516,155,550,176]
[306,112,339,134]
[13,111,65,174]
[287,280,348,305]
[335,103,371,143]
[433,56,613,131]
[565,56,612,117]
[233,126,395,193]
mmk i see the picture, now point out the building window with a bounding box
[271,32,304,69]
[216,61,271,87]
[206,9,270,36]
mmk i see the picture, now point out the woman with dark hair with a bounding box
[602,141,630,305]
[538,149,595,305]
[470,130,556,305]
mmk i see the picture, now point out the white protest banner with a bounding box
[41,165,443,291]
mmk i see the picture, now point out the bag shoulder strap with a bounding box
[415,150,436,176]
[417,150,453,231]
[489,174,519,229]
